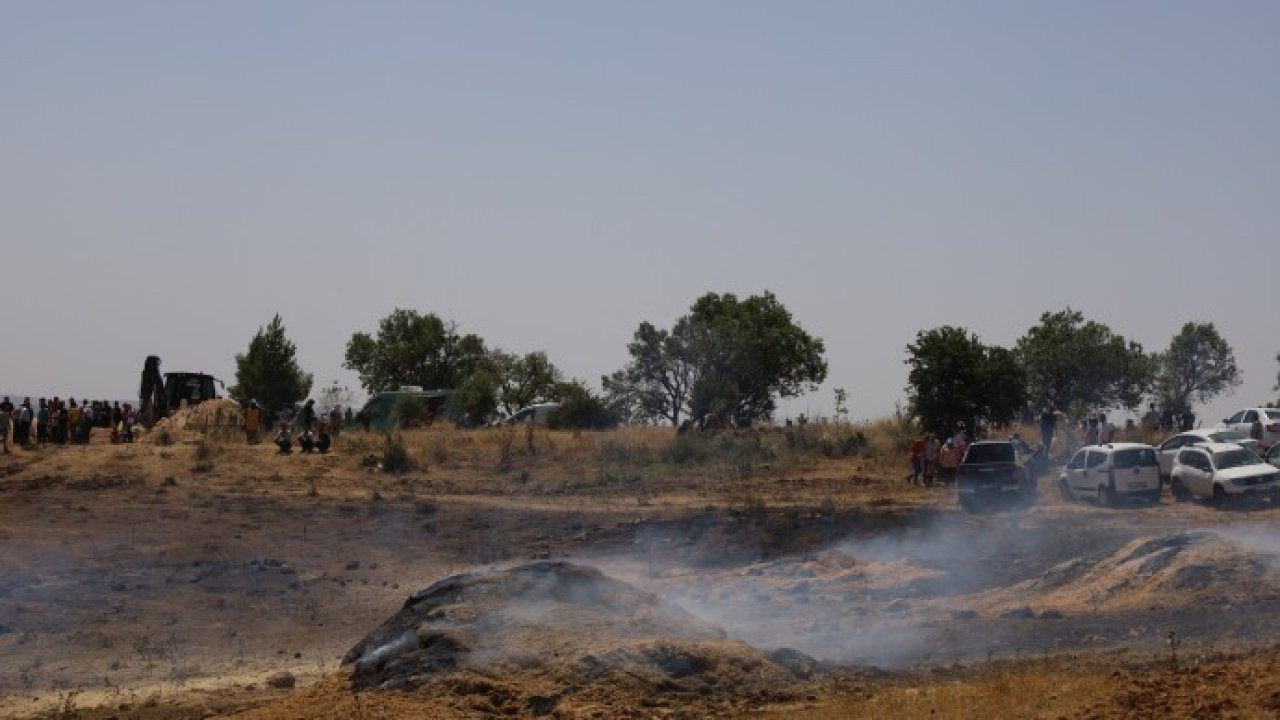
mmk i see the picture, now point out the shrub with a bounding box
[547,384,619,430]
[380,433,413,474]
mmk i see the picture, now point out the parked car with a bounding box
[1058,443,1162,506]
[1219,407,1280,449]
[504,403,561,426]
[956,440,1035,512]
[1169,442,1280,505]
[1155,430,1261,480]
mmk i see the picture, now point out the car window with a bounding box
[1113,448,1157,468]
[1160,436,1184,451]
[1178,450,1205,470]
[963,444,1014,463]
[1243,411,1258,423]
[1086,451,1108,469]
[1267,410,1280,421]
[1067,451,1086,470]
[1214,449,1262,470]
[1227,411,1246,424]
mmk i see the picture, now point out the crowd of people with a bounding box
[258,399,349,455]
[0,396,139,453]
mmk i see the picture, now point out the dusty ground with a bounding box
[3,424,1280,718]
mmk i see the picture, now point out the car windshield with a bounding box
[1113,448,1158,468]
[1208,430,1247,442]
[1214,449,1263,470]
[1267,410,1280,421]
[963,444,1014,463]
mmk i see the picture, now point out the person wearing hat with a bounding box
[243,401,262,444]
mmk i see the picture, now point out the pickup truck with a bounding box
[956,440,1036,512]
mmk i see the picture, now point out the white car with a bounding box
[1169,442,1280,505]
[1155,430,1261,480]
[1219,407,1280,449]
[504,403,561,426]
[1059,443,1162,506]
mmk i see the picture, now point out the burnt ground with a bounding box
[3,432,1280,718]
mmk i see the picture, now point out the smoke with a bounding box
[590,510,1280,668]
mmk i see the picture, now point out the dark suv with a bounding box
[956,440,1035,512]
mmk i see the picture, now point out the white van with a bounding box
[1058,443,1162,506]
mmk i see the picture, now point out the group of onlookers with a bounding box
[906,425,971,486]
[0,396,137,453]
[268,399,345,455]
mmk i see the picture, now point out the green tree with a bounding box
[230,314,314,417]
[491,350,563,416]
[343,309,488,393]
[602,321,699,426]
[1149,322,1241,415]
[1015,308,1151,414]
[605,291,827,426]
[904,326,1027,433]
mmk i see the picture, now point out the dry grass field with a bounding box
[2,417,1279,719]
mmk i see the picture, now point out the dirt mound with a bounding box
[332,562,818,716]
[980,530,1280,615]
[140,398,241,443]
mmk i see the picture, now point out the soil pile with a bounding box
[980,530,1280,615]
[331,562,819,717]
[141,398,241,443]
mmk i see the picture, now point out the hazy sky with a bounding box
[3,2,1277,423]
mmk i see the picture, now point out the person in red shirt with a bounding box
[906,435,926,485]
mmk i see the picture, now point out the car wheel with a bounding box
[1212,484,1228,507]
[1057,478,1073,502]
[1171,479,1189,502]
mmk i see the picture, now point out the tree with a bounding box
[343,309,488,393]
[602,321,699,426]
[491,350,563,416]
[1148,322,1241,415]
[904,326,1027,433]
[605,291,827,425]
[1015,308,1151,415]
[230,314,313,417]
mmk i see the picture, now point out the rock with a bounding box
[266,671,296,689]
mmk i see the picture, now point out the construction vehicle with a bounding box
[139,356,227,427]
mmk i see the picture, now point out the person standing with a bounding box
[923,432,941,485]
[906,434,926,485]
[1097,413,1116,444]
[16,398,33,446]
[0,400,11,454]
[938,439,962,484]
[36,399,49,445]
[67,400,82,444]
[1039,406,1058,458]
[299,399,316,431]
[80,402,95,444]
[243,401,261,444]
